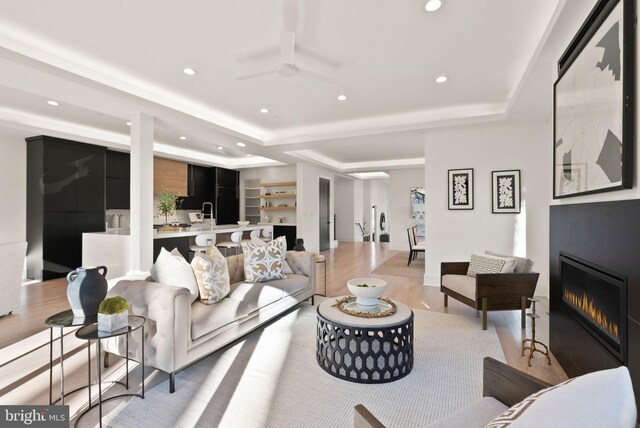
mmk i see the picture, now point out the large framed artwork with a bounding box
[553,0,634,199]
[448,168,473,210]
[492,170,521,214]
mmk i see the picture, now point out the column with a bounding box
[130,113,154,274]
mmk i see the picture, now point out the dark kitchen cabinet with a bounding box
[106,150,130,209]
[274,225,297,251]
[27,136,106,280]
[215,167,239,225]
[181,165,215,210]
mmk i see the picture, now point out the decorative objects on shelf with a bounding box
[157,188,178,225]
[553,0,634,199]
[333,296,397,318]
[66,266,108,317]
[448,168,474,210]
[97,296,129,332]
[492,170,521,214]
[521,297,551,367]
[346,278,387,306]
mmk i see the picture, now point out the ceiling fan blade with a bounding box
[297,68,337,85]
[236,70,276,80]
[281,0,298,31]
[280,30,296,64]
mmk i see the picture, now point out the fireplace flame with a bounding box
[563,289,619,339]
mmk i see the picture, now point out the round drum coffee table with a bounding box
[316,297,414,383]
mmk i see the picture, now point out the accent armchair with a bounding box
[440,260,539,330]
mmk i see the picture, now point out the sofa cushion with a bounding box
[241,236,287,283]
[191,298,251,340]
[151,248,199,303]
[266,274,310,296]
[192,247,230,304]
[485,251,534,273]
[228,281,284,313]
[485,366,636,428]
[467,252,516,277]
[226,254,245,284]
[425,397,508,428]
[442,274,476,301]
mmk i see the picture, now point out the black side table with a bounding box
[45,310,96,405]
[74,315,146,428]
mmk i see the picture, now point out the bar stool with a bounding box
[189,232,216,259]
[217,231,242,256]
[261,228,273,242]
[243,229,261,242]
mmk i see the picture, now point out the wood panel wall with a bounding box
[154,157,188,196]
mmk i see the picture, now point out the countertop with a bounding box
[85,223,274,239]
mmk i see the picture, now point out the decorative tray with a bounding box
[333,296,397,318]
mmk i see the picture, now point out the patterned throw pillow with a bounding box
[191,246,230,304]
[467,252,517,277]
[241,236,287,283]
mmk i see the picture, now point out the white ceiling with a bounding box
[0,0,592,172]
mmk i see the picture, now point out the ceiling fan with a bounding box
[236,0,337,85]
[237,30,336,85]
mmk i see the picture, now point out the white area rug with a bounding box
[107,305,505,428]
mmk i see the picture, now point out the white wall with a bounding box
[353,180,364,242]
[389,168,425,251]
[296,162,335,253]
[424,119,551,296]
[239,166,297,223]
[0,134,26,245]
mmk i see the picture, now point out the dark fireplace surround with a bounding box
[550,200,640,407]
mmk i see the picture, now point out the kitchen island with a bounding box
[83,223,273,279]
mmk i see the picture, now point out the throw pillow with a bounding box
[274,236,294,274]
[150,248,199,303]
[467,252,517,277]
[485,366,636,427]
[485,251,534,273]
[241,237,287,283]
[192,246,230,304]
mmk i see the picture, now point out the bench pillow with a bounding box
[467,252,516,277]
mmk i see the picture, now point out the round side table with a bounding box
[316,297,414,383]
[45,310,96,405]
[74,316,146,428]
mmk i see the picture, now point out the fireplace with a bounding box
[560,252,627,363]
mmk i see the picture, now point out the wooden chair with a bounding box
[354,357,552,428]
[440,261,538,330]
[406,228,425,266]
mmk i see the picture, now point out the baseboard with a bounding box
[331,240,339,249]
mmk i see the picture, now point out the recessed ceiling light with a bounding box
[337,94,347,101]
[47,100,59,106]
[183,68,197,76]
[126,121,131,126]
[246,154,252,157]
[236,142,246,148]
[260,108,269,114]
[435,75,448,83]
[218,146,224,150]
[179,136,187,141]
[425,0,442,12]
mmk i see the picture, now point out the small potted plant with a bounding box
[98,296,129,332]
[157,188,177,225]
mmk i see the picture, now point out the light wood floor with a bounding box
[0,241,567,386]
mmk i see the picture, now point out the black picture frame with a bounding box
[553,0,634,199]
[492,170,521,214]
[448,168,474,210]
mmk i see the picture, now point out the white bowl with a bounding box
[237,221,250,227]
[347,278,387,307]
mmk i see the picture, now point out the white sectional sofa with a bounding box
[103,250,316,392]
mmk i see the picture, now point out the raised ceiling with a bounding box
[0,0,580,171]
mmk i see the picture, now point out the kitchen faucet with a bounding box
[202,202,215,229]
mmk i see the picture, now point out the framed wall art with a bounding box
[448,168,473,210]
[492,170,521,214]
[553,0,634,198]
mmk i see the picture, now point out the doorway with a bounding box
[319,178,330,251]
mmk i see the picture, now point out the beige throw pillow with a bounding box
[241,236,287,283]
[191,246,230,304]
[467,251,517,277]
[150,248,199,303]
